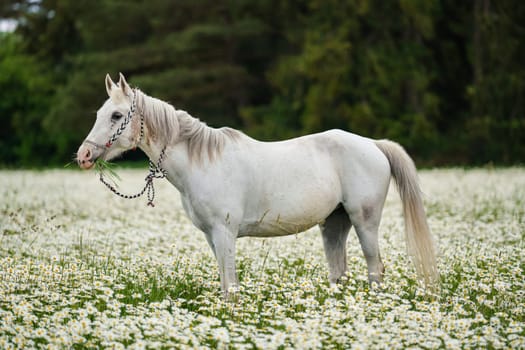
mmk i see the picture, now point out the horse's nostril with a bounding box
[85,149,91,159]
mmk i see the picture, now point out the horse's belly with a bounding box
[238,207,334,238]
[239,178,341,237]
[238,219,320,237]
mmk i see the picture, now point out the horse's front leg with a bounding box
[205,226,239,298]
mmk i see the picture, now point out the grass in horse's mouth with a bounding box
[95,158,121,186]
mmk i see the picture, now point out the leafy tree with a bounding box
[40,0,287,160]
[466,0,525,163]
[0,33,53,166]
[246,0,442,159]
[0,0,524,166]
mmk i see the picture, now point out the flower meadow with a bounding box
[0,168,524,349]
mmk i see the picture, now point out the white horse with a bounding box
[77,73,438,296]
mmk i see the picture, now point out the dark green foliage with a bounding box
[0,0,524,166]
[0,33,54,166]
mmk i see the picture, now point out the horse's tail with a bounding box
[375,139,439,288]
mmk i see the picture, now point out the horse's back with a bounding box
[287,129,390,175]
[245,128,391,194]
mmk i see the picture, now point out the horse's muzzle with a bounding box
[76,142,103,170]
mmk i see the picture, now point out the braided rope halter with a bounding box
[86,88,167,207]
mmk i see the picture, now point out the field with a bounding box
[1,168,524,349]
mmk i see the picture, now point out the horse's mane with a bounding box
[136,90,241,163]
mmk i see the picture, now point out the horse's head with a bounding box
[77,73,140,169]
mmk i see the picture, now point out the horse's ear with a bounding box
[118,72,132,96]
[105,74,116,97]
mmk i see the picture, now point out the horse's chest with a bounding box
[180,195,212,232]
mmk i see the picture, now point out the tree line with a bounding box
[0,0,524,167]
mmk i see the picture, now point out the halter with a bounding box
[84,88,167,207]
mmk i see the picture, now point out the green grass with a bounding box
[0,168,524,349]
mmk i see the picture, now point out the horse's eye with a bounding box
[111,112,123,122]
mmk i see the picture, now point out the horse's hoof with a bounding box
[369,280,383,291]
[224,285,241,302]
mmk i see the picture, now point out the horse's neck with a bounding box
[136,95,196,193]
[139,140,167,166]
[176,109,242,164]
[136,94,172,162]
[138,92,243,190]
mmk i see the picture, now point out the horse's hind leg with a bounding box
[347,203,385,287]
[320,205,352,284]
